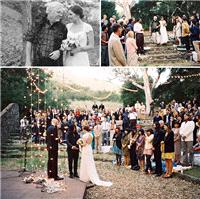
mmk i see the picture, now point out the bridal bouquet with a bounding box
[77,138,84,146]
[61,38,80,56]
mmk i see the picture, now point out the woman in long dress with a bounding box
[159,16,168,45]
[126,31,138,66]
[62,5,94,66]
[79,126,112,187]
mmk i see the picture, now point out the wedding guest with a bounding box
[140,102,146,120]
[112,127,123,166]
[94,120,102,153]
[143,129,154,174]
[66,124,80,178]
[162,124,174,178]
[172,122,181,164]
[101,14,109,26]
[136,129,145,171]
[129,108,137,130]
[153,123,164,176]
[101,25,109,66]
[110,118,116,146]
[122,129,130,167]
[134,18,145,55]
[126,31,138,66]
[25,1,67,66]
[101,117,111,146]
[150,16,160,45]
[116,115,123,131]
[180,113,195,166]
[130,129,140,170]
[190,19,200,50]
[181,15,190,53]
[47,118,63,180]
[173,17,182,46]
[193,40,200,62]
[153,111,162,124]
[108,23,127,66]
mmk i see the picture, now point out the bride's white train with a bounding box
[79,131,112,187]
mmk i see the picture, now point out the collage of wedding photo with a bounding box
[1,0,200,199]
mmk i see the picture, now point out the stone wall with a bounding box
[1,1,30,66]
[0,103,20,143]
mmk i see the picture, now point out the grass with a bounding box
[184,166,200,179]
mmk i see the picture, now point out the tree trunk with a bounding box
[142,68,153,115]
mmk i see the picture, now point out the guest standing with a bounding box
[108,23,127,66]
[162,124,174,178]
[130,129,140,170]
[153,123,164,176]
[136,129,145,171]
[172,122,181,164]
[112,127,123,166]
[180,113,195,166]
[122,129,130,167]
[126,31,138,66]
[101,25,109,66]
[181,16,190,53]
[134,18,145,55]
[143,129,154,174]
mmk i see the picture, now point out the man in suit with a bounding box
[163,108,172,126]
[46,118,63,180]
[108,23,126,66]
[66,124,80,178]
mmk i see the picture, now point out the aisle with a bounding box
[139,32,200,66]
[85,161,200,199]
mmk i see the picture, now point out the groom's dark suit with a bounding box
[66,127,80,177]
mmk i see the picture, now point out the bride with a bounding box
[78,126,112,187]
[62,5,94,66]
[159,16,168,45]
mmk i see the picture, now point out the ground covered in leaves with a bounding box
[85,161,200,199]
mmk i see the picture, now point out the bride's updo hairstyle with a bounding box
[70,5,84,19]
[83,126,90,132]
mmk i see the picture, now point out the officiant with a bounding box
[46,118,63,180]
[66,124,80,178]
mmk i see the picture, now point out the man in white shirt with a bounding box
[180,113,195,166]
[129,109,137,129]
[94,120,102,153]
[108,23,127,66]
[101,117,111,146]
[134,18,145,54]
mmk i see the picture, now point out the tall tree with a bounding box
[114,68,166,114]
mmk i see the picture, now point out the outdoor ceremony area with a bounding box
[101,0,200,66]
[1,67,200,199]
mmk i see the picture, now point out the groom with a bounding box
[25,1,67,66]
[66,124,80,178]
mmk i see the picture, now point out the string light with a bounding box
[171,73,200,79]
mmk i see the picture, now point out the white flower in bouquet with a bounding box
[61,38,80,56]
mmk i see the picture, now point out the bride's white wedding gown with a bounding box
[63,22,93,66]
[160,20,168,44]
[80,132,112,187]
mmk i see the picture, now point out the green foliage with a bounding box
[101,1,119,20]
[131,1,200,31]
[121,81,145,107]
[1,68,29,112]
[153,68,200,103]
